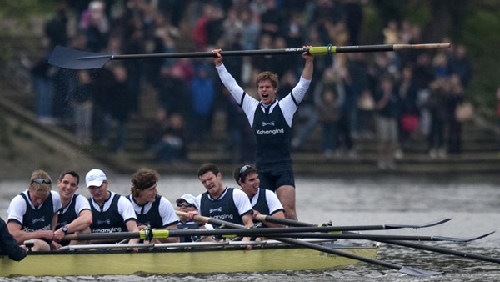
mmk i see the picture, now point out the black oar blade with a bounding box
[399,266,442,276]
[48,45,111,69]
[385,218,451,229]
[433,230,496,243]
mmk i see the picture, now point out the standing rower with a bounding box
[212,46,314,220]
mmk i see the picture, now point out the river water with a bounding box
[1,174,499,281]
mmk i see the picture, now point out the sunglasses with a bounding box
[31,178,52,185]
[240,165,251,174]
[177,202,195,208]
[239,165,254,179]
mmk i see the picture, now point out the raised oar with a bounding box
[48,43,450,69]
[254,214,451,230]
[177,211,441,277]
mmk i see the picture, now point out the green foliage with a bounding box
[365,1,499,120]
[0,0,55,29]
[463,8,500,119]
[361,6,383,43]
[0,0,54,16]
[402,2,430,26]
[13,122,33,139]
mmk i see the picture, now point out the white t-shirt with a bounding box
[196,187,253,216]
[7,190,62,225]
[249,188,284,215]
[89,191,137,222]
[128,194,179,227]
[216,63,311,127]
[59,194,91,218]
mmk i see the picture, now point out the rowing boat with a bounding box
[0,240,378,277]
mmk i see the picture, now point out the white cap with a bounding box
[176,194,198,208]
[86,169,107,188]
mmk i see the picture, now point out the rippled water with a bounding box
[1,174,499,281]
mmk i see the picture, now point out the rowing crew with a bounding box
[1,163,286,258]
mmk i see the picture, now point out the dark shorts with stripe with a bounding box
[258,169,295,192]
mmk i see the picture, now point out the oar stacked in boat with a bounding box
[254,214,500,265]
[63,214,449,276]
[62,214,498,275]
[63,225,493,244]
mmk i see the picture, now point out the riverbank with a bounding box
[0,81,109,180]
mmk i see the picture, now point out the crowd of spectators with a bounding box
[31,0,471,168]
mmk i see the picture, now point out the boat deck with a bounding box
[1,240,378,276]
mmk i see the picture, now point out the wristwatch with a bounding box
[62,225,68,234]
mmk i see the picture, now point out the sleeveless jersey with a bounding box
[200,188,242,225]
[127,194,163,228]
[56,194,78,229]
[89,194,127,233]
[252,103,293,171]
[20,192,54,232]
[251,188,270,215]
[177,222,202,242]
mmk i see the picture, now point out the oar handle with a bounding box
[64,231,141,241]
[255,214,315,227]
[176,210,246,229]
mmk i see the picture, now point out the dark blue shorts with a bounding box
[258,169,295,192]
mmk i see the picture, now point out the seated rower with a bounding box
[86,169,139,244]
[7,170,62,251]
[176,194,213,243]
[189,163,253,248]
[194,163,253,228]
[53,170,92,246]
[127,168,179,243]
[233,164,286,228]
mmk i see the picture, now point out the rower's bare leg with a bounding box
[31,239,51,252]
[70,227,91,245]
[276,185,297,220]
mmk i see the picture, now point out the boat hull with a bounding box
[1,243,377,276]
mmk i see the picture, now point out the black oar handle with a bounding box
[102,48,308,60]
[256,215,451,231]
[335,44,394,53]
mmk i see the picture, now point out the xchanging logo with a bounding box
[256,128,284,135]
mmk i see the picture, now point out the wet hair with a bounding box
[197,163,220,178]
[131,168,159,198]
[256,71,278,89]
[58,170,80,184]
[233,164,258,184]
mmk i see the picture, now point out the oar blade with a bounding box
[48,45,111,69]
[399,266,442,276]
[433,230,496,243]
[385,218,451,229]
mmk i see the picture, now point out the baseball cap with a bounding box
[86,169,107,188]
[176,194,198,208]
